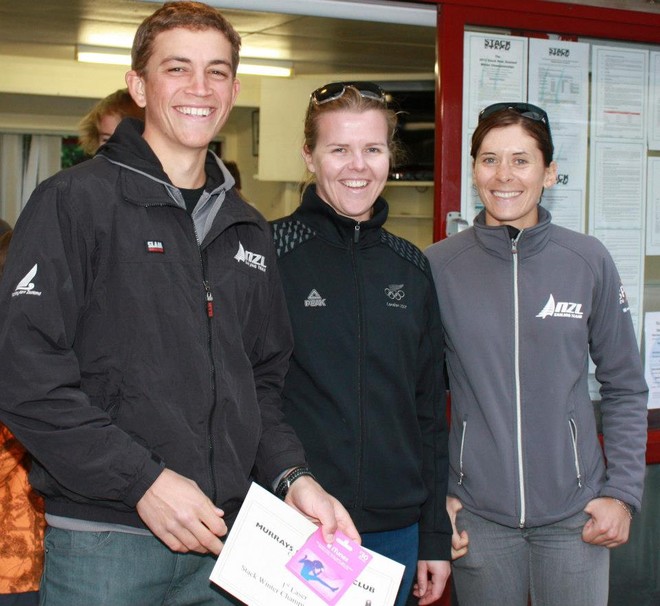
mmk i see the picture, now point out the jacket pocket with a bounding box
[458,418,467,486]
[568,418,583,488]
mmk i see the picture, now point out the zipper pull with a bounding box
[511,229,523,254]
[354,224,361,243]
[204,281,214,318]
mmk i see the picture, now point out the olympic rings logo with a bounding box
[385,286,405,301]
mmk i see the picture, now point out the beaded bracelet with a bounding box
[612,498,633,520]
[275,466,315,500]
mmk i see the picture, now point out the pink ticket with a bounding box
[286,528,372,605]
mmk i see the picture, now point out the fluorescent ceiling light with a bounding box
[239,58,292,77]
[77,45,131,66]
[76,45,292,77]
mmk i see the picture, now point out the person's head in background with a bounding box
[224,160,241,191]
[0,229,13,278]
[302,82,401,222]
[78,88,145,156]
[0,218,11,237]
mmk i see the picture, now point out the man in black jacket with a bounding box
[0,3,356,604]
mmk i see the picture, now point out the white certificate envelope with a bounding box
[210,482,404,606]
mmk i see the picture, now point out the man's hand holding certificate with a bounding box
[210,483,404,605]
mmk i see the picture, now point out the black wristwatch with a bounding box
[275,466,315,500]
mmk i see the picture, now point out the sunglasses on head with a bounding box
[310,81,387,106]
[479,102,550,129]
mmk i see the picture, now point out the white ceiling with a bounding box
[2,0,657,76]
[0,0,437,75]
[0,0,657,117]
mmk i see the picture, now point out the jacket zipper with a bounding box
[197,230,218,503]
[123,186,235,504]
[352,222,364,509]
[204,280,215,318]
[569,419,583,487]
[458,420,467,485]
[512,235,526,528]
[179,203,219,504]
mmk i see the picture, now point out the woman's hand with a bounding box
[447,496,469,559]
[582,497,632,548]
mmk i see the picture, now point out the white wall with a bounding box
[0,62,436,245]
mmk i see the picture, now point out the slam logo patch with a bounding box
[146,240,165,253]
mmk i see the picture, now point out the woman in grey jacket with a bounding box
[425,102,648,606]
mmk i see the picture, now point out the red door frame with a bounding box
[430,0,660,468]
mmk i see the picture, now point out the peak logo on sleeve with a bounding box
[12,264,41,297]
[234,242,267,272]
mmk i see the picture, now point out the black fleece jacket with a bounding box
[271,186,452,560]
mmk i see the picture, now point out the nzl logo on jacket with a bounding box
[536,294,584,319]
[146,240,165,253]
[234,242,267,272]
[385,284,407,309]
[304,289,326,307]
[12,264,41,297]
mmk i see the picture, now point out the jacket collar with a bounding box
[97,118,249,244]
[98,118,231,197]
[293,184,389,246]
[472,205,553,261]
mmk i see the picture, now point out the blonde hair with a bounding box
[304,85,399,158]
[302,85,402,192]
[0,230,12,278]
[78,89,144,155]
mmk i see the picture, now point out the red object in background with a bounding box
[438,586,451,606]
[646,411,660,464]
[426,3,660,602]
[432,0,660,472]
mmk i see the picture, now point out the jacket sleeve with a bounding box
[589,242,648,511]
[417,267,453,560]
[0,179,162,507]
[250,234,307,486]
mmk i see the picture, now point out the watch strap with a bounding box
[274,466,315,499]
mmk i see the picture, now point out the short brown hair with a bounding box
[131,1,241,77]
[78,89,144,155]
[471,109,554,167]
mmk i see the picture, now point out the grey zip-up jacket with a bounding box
[425,207,647,528]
